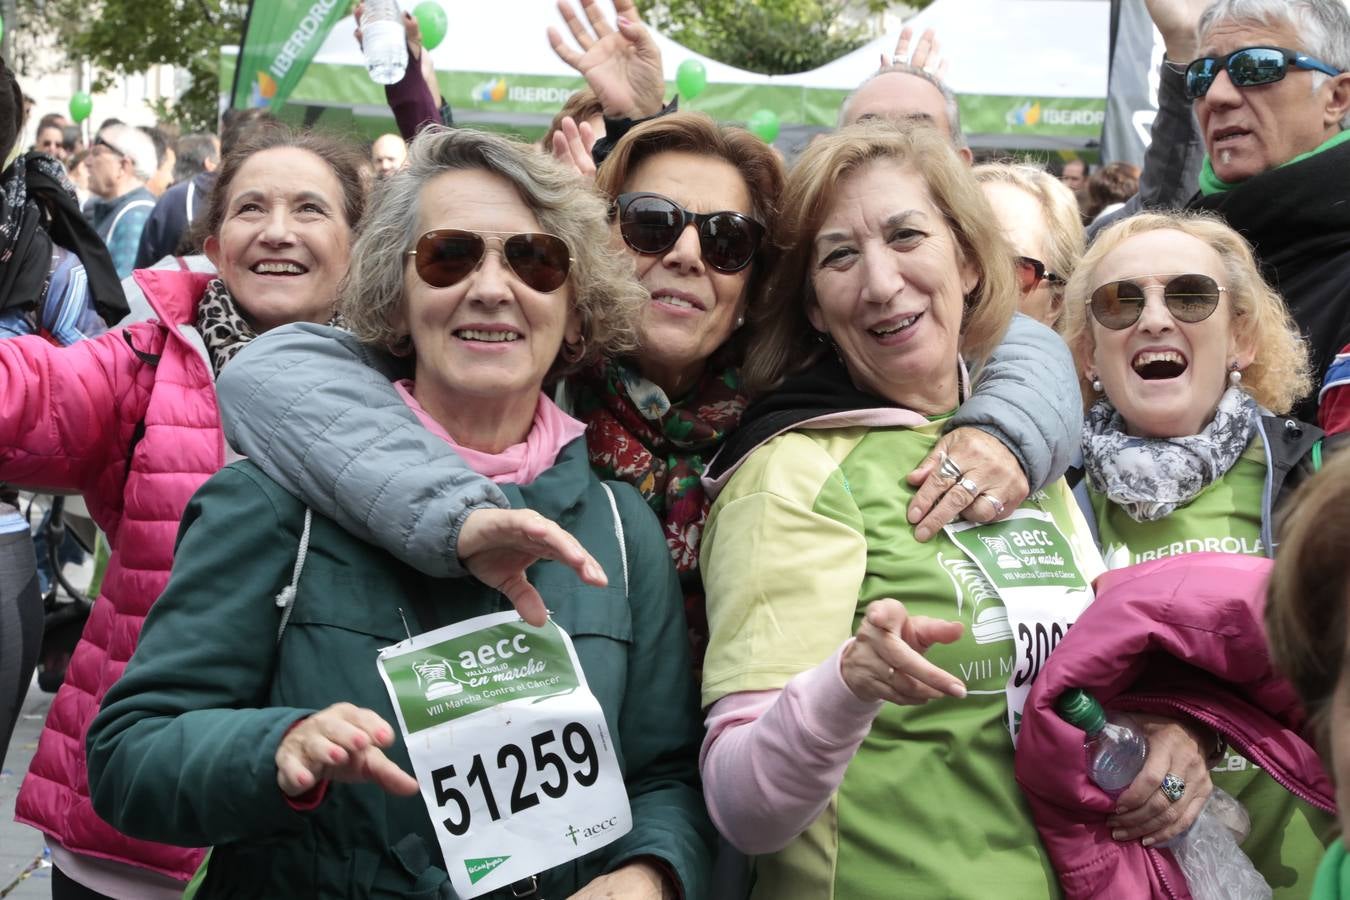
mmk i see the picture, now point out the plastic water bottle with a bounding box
[1057,689,1272,900]
[361,0,407,85]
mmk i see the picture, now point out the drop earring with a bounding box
[1229,363,1242,385]
[1090,374,1102,392]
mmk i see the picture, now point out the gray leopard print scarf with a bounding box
[1082,387,1260,522]
[195,278,343,376]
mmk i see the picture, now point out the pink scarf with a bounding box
[393,380,587,485]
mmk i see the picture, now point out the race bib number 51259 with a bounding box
[378,611,631,898]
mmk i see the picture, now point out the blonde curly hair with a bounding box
[1059,211,1312,414]
[339,126,644,378]
[972,162,1085,331]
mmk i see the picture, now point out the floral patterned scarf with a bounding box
[569,352,748,664]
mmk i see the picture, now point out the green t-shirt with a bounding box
[1089,437,1334,898]
[702,420,1102,899]
[1094,439,1267,569]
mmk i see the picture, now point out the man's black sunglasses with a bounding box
[1184,46,1343,100]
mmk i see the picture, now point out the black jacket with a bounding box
[1190,138,1350,422]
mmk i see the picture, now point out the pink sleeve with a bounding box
[0,327,147,492]
[699,642,883,855]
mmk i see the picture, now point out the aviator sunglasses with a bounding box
[1088,273,1227,330]
[612,192,765,273]
[1184,46,1343,100]
[1015,256,1064,293]
[406,229,573,293]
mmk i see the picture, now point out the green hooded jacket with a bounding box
[87,444,713,899]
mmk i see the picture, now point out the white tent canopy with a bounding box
[225,0,1111,149]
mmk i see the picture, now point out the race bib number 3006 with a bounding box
[946,509,1094,741]
[377,610,632,898]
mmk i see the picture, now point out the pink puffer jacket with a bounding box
[1014,553,1335,899]
[8,268,220,881]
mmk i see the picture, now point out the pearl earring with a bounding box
[1229,364,1242,385]
[1090,376,1102,392]
[735,313,745,329]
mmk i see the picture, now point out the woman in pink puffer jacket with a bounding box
[4,128,365,899]
[1015,553,1335,899]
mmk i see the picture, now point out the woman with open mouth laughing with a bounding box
[1057,210,1337,898]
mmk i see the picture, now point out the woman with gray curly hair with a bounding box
[86,127,713,899]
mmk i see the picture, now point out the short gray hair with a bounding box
[99,123,158,181]
[340,126,643,376]
[839,62,966,149]
[1199,0,1350,128]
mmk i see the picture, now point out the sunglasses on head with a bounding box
[1184,46,1343,100]
[612,192,765,274]
[406,229,573,293]
[1088,273,1227,330]
[1014,256,1064,293]
[93,136,126,159]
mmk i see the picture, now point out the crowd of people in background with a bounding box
[2,0,1350,897]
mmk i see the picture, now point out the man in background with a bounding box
[85,123,157,277]
[371,132,407,178]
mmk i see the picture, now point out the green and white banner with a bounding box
[230,0,350,110]
[377,610,631,898]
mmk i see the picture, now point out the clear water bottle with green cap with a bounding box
[1056,688,1272,900]
[1057,688,1147,794]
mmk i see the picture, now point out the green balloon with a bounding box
[747,109,780,144]
[675,59,707,101]
[413,1,447,51]
[69,92,93,124]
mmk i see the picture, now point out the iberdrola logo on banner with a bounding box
[232,0,349,110]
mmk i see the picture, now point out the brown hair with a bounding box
[743,121,1018,394]
[1267,449,1350,753]
[541,88,605,151]
[189,126,367,253]
[1059,211,1312,415]
[594,110,785,362]
[1085,161,1140,220]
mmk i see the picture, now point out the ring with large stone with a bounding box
[1160,772,1186,803]
[938,452,963,481]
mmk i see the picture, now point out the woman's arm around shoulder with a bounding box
[86,462,325,847]
[953,313,1081,491]
[580,481,713,900]
[0,325,157,493]
[216,323,509,578]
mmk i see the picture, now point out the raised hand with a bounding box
[547,0,665,119]
[550,115,599,181]
[1143,0,1211,62]
[881,26,950,79]
[458,508,608,627]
